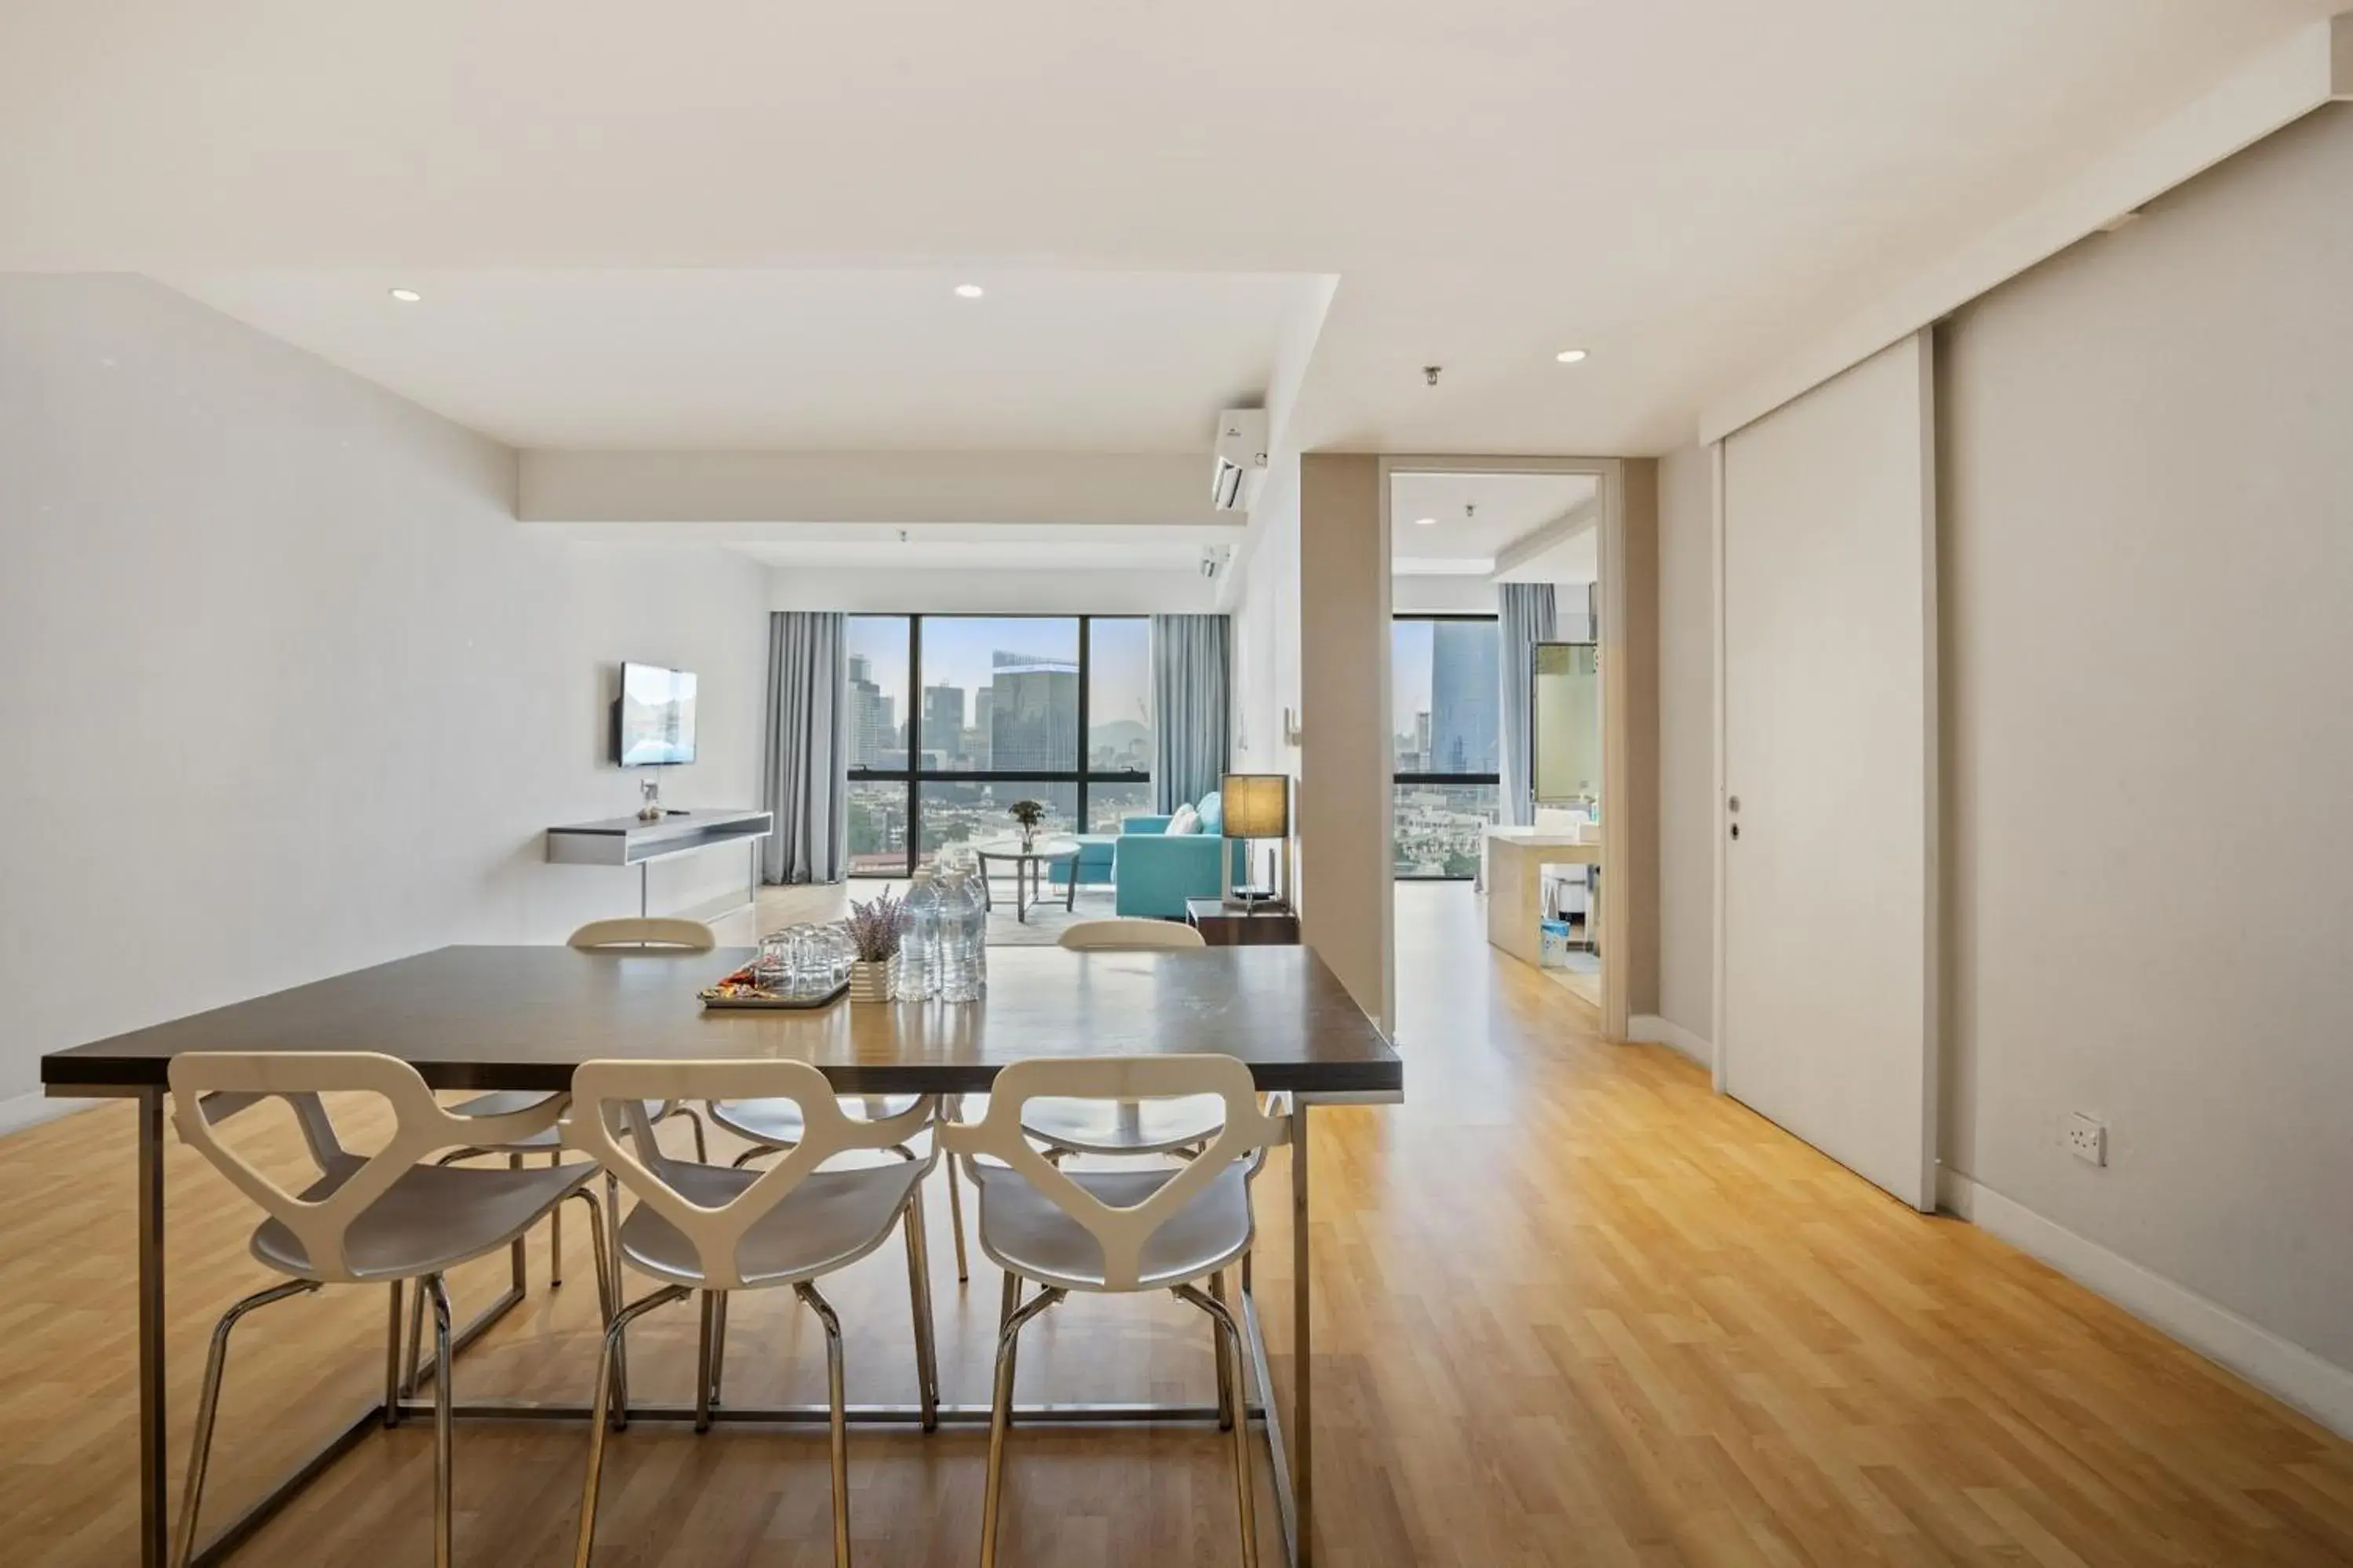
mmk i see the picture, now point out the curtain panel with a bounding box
[760,610,847,884]
[1150,613,1232,813]
[1497,583,1558,827]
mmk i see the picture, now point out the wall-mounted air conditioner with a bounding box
[1210,409,1269,511]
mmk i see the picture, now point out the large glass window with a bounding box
[918,780,1079,864]
[1087,617,1153,775]
[1393,614,1500,879]
[847,615,1153,876]
[845,617,911,771]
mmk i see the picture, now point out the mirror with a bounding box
[1532,641,1600,808]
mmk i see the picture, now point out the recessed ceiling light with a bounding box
[953,283,985,299]
[1553,347,1588,364]
[388,288,422,303]
[1414,516,1438,527]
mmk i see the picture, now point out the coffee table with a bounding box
[972,837,1080,922]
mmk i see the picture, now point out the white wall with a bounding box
[1652,441,1714,1050]
[523,448,1230,528]
[1390,575,1493,615]
[768,564,1216,615]
[0,275,768,1106]
[1229,478,1301,781]
[1938,105,2353,1388]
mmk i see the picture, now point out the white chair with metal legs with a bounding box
[166,1052,608,1568]
[940,1054,1288,1568]
[1021,921,1226,1157]
[1054,918,1207,951]
[710,1091,974,1285]
[414,917,715,1394]
[564,1061,943,1568]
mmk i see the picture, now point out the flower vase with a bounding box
[847,959,891,1003]
[1019,826,1036,853]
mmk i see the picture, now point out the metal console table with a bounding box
[545,808,773,917]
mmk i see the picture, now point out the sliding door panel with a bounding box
[1721,332,1938,1211]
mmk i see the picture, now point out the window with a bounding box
[846,615,1153,875]
[1392,615,1500,879]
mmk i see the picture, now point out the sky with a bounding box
[845,614,1149,735]
[1392,619,1433,733]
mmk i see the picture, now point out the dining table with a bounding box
[40,940,1404,1568]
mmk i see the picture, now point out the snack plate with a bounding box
[698,967,849,1010]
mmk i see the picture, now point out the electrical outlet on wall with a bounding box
[2063,1111,2107,1167]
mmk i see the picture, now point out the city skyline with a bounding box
[846,615,1150,772]
[1393,617,1499,774]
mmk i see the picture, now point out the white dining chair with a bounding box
[941,1054,1288,1568]
[414,915,716,1397]
[1054,917,1206,951]
[168,1052,606,1568]
[1019,920,1226,1157]
[564,1061,942,1568]
[709,1091,973,1284]
[566,915,719,951]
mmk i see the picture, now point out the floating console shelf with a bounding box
[546,808,774,916]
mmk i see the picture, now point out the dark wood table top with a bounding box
[41,944,1403,1097]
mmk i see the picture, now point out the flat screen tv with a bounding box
[614,662,698,767]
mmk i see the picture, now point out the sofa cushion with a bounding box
[1196,790,1225,835]
[1166,804,1201,835]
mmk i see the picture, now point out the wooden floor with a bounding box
[5,882,2350,1564]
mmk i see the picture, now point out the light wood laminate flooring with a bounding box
[2,882,2347,1564]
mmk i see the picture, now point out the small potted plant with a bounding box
[1008,798,1047,852]
[843,886,905,1002]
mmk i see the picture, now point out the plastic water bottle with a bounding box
[938,867,987,1002]
[962,868,989,997]
[917,864,955,1001]
[896,871,943,1000]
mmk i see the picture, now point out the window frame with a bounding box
[1391,611,1502,882]
[846,613,1153,878]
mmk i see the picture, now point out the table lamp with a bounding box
[1219,773,1291,911]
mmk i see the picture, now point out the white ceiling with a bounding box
[157,269,1327,450]
[543,521,1227,574]
[1390,472,1595,576]
[2,0,2335,459]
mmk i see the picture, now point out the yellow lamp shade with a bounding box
[1219,773,1290,839]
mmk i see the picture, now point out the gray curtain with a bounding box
[1151,613,1232,813]
[1497,583,1558,827]
[761,611,847,883]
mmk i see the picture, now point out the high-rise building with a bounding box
[923,684,967,764]
[1430,620,1499,774]
[987,650,1078,771]
[847,654,891,767]
[971,689,994,767]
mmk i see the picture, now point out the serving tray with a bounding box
[698,966,849,1010]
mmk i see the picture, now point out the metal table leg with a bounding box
[139,1090,1335,1568]
[139,1087,168,1568]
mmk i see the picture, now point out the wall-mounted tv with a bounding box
[614,662,698,767]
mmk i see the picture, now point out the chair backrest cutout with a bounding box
[567,1059,934,1290]
[939,1054,1285,1290]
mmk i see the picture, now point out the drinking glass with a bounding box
[779,925,821,998]
[822,924,857,989]
[756,931,792,990]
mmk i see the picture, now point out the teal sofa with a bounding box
[1110,791,1245,918]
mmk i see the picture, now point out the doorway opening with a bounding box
[1382,458,1628,1035]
